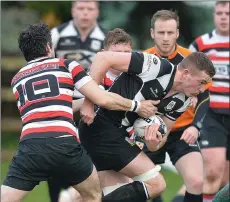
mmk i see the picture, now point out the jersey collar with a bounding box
[153,44,178,60]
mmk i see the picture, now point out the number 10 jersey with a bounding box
[11,57,92,141]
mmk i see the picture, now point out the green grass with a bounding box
[1,133,183,202]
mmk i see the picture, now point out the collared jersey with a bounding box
[51,20,106,71]
[189,30,230,115]
[11,57,92,141]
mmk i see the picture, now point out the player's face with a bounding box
[106,43,132,75]
[72,1,99,29]
[151,19,179,56]
[214,2,229,36]
[181,70,211,97]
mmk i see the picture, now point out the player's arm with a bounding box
[72,98,84,112]
[89,51,165,84]
[66,59,156,115]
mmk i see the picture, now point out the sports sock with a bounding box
[183,191,202,202]
[102,181,149,202]
[203,194,215,202]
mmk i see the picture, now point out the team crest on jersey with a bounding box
[91,40,101,51]
[164,100,176,111]
[153,57,158,65]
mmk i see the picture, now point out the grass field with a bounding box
[1,133,183,202]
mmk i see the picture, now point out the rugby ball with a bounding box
[133,115,167,143]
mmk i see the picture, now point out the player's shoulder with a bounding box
[194,31,213,43]
[52,21,72,34]
[90,24,107,40]
[177,45,192,57]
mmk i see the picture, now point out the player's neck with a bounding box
[215,29,229,37]
[155,45,176,57]
[75,22,97,42]
[171,68,183,94]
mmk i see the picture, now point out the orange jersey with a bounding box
[144,45,209,130]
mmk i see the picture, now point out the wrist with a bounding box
[130,100,141,113]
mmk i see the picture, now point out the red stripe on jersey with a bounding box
[23,111,73,123]
[209,86,230,93]
[103,75,114,87]
[210,102,230,108]
[58,77,74,85]
[14,91,19,100]
[71,65,84,78]
[19,94,72,112]
[197,37,230,51]
[21,126,77,139]
[33,79,48,86]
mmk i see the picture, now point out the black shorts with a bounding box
[143,129,200,165]
[3,136,93,191]
[199,109,230,150]
[78,115,141,172]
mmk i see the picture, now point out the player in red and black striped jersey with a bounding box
[189,2,230,202]
[1,23,157,202]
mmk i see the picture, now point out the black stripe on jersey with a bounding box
[64,58,76,67]
[20,132,75,142]
[157,58,174,77]
[128,52,144,74]
[192,41,199,51]
[168,54,184,65]
[209,92,229,96]
[57,22,69,33]
[73,71,87,84]
[164,65,177,93]
[23,116,75,127]
[13,68,69,87]
[212,77,229,82]
[59,83,74,91]
[202,47,229,53]
[21,100,72,117]
[208,32,213,38]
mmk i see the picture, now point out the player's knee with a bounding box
[185,175,203,192]
[206,166,224,182]
[131,165,166,198]
[147,172,166,197]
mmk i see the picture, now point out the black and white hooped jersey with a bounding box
[11,57,92,141]
[51,20,106,71]
[97,52,191,128]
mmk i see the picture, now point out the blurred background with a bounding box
[1,1,216,202]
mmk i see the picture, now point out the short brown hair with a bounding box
[179,52,216,77]
[103,28,132,50]
[215,1,229,6]
[72,1,100,9]
[151,10,179,29]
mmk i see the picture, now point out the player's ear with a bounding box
[176,29,179,39]
[46,43,52,54]
[150,28,155,39]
